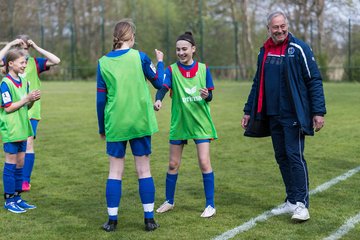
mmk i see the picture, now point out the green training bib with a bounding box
[99,49,158,141]
[0,77,33,142]
[169,62,217,140]
[21,57,41,120]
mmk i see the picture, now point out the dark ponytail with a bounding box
[176,32,196,46]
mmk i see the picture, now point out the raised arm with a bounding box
[27,40,61,66]
[0,39,26,66]
[141,50,164,89]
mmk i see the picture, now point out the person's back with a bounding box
[99,49,158,141]
[96,18,164,232]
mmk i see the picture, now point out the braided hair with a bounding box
[112,19,136,50]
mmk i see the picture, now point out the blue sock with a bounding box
[15,168,23,192]
[165,173,178,205]
[3,163,16,203]
[202,172,215,208]
[23,153,35,183]
[106,179,122,221]
[139,177,155,219]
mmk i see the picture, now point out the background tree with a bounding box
[0,0,358,81]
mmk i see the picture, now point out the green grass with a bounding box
[0,81,359,240]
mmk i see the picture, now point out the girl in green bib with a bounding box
[154,32,217,218]
[0,35,60,192]
[0,49,41,213]
[97,19,164,232]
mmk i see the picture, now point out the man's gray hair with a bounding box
[267,10,288,26]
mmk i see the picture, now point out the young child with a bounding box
[154,32,217,218]
[0,35,60,191]
[0,48,41,213]
[97,19,164,232]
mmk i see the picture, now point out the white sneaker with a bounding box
[291,202,310,221]
[271,200,297,215]
[156,200,174,213]
[200,205,216,218]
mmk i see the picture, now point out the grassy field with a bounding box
[0,81,359,240]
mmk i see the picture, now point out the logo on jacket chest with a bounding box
[288,47,295,56]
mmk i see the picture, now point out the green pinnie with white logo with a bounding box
[169,62,217,140]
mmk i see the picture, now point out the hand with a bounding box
[154,100,162,111]
[100,133,106,140]
[27,39,38,49]
[241,115,250,130]
[155,49,164,62]
[313,115,325,132]
[27,90,41,102]
[9,39,26,47]
[199,88,208,99]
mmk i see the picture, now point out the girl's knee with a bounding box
[168,160,180,172]
[198,158,211,172]
[137,170,151,179]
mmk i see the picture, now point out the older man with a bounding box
[241,10,326,221]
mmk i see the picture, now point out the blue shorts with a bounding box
[107,136,151,158]
[3,141,27,154]
[170,139,211,145]
[30,119,39,137]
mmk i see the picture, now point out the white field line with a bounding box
[323,211,360,240]
[212,165,360,240]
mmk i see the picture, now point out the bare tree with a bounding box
[240,0,254,79]
[0,0,357,81]
[229,0,241,79]
[314,0,325,53]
